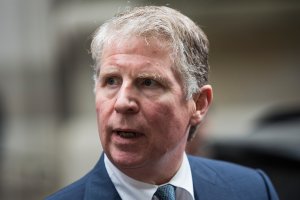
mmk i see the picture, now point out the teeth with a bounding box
[117,131,137,138]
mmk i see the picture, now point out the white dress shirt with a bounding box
[104,153,194,200]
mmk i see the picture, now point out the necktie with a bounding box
[154,184,176,200]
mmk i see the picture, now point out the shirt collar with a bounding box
[169,153,194,199]
[104,153,194,200]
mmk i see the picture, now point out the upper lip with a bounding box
[113,128,143,134]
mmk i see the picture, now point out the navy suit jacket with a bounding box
[46,154,279,200]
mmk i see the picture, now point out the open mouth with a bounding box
[115,131,142,139]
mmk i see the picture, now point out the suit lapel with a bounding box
[84,154,121,200]
[83,154,239,200]
[188,156,239,200]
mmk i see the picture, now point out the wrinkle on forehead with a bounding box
[102,36,172,60]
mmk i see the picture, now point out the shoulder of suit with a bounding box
[187,155,266,186]
[45,170,92,200]
[188,155,279,199]
[188,154,259,178]
[188,155,276,198]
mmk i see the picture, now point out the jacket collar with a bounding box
[84,154,121,200]
[188,155,238,200]
[83,154,238,200]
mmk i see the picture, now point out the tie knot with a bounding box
[154,184,176,200]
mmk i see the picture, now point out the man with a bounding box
[47,6,279,200]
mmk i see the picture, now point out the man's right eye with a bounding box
[107,77,117,85]
[103,76,122,87]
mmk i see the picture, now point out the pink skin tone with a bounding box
[95,36,212,184]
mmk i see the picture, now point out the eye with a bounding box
[102,76,121,87]
[143,79,155,86]
[139,78,161,89]
[107,77,117,85]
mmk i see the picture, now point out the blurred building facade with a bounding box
[0,0,299,199]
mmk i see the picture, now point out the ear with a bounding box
[190,85,213,126]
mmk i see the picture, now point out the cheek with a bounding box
[95,97,111,129]
[95,98,113,148]
[95,92,112,113]
[145,100,190,137]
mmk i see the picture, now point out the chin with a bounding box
[109,151,147,169]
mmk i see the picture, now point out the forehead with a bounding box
[99,36,184,85]
[101,36,172,60]
[101,36,185,81]
[100,36,178,76]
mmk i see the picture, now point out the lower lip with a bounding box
[111,131,145,144]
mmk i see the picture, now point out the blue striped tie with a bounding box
[154,184,176,200]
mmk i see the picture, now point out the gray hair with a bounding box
[90,6,210,140]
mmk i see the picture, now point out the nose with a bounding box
[114,85,139,114]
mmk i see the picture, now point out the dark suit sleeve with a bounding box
[256,170,279,200]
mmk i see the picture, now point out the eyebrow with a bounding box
[99,68,120,75]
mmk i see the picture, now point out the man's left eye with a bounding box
[141,79,160,87]
[143,79,155,86]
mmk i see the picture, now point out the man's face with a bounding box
[95,36,197,172]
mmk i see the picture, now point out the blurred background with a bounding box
[0,0,299,199]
